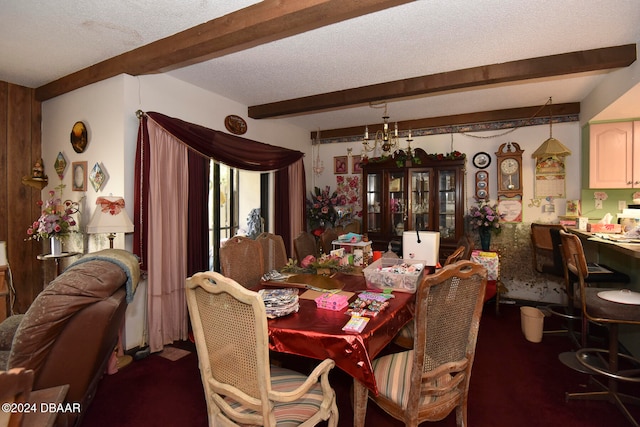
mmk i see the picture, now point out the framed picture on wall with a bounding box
[352,155,362,174]
[334,156,347,174]
[71,161,87,191]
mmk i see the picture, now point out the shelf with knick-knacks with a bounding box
[22,158,49,190]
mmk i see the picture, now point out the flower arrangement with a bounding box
[468,202,503,234]
[306,186,344,229]
[282,253,352,275]
[26,190,78,241]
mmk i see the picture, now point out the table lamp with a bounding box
[86,196,134,248]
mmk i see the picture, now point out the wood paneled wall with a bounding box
[0,81,45,314]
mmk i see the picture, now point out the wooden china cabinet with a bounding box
[361,148,466,262]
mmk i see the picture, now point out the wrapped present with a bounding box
[471,250,499,281]
[315,292,349,311]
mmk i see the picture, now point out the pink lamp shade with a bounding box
[86,196,134,248]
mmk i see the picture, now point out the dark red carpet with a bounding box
[82,303,640,426]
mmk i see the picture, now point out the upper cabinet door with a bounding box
[589,122,635,188]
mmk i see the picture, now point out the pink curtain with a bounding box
[146,120,189,351]
[134,112,306,351]
[288,159,305,251]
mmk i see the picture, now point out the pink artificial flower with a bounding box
[301,255,316,268]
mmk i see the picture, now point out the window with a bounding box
[209,161,271,270]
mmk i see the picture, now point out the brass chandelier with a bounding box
[362,103,411,157]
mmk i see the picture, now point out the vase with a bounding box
[50,237,62,256]
[479,228,491,251]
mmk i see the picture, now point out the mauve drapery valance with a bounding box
[146,112,304,170]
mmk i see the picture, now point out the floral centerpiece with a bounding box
[468,202,503,251]
[26,190,78,254]
[306,186,344,230]
[282,254,353,275]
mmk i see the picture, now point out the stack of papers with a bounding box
[259,288,299,318]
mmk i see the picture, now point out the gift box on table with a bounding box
[363,258,425,293]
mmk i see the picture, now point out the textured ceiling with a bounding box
[2,0,639,132]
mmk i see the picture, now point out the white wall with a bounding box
[42,75,130,252]
[581,42,640,124]
[42,73,313,254]
[43,73,312,350]
[311,121,582,224]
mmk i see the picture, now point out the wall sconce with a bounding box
[86,196,134,248]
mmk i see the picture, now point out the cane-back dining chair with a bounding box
[393,245,468,350]
[220,236,264,288]
[186,271,339,427]
[293,232,319,265]
[0,367,34,427]
[354,260,487,427]
[256,233,288,272]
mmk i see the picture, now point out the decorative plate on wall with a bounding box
[224,115,247,135]
[70,121,88,153]
[472,152,491,169]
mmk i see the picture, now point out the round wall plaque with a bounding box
[224,115,247,135]
[70,121,88,153]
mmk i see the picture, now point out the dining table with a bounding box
[256,272,415,395]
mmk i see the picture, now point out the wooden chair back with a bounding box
[256,233,288,272]
[444,245,465,266]
[220,236,264,288]
[531,223,566,275]
[293,232,318,264]
[319,228,339,255]
[0,368,34,427]
[456,234,474,260]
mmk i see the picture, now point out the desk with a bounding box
[569,229,640,259]
[261,273,414,394]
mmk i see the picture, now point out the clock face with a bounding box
[500,158,519,175]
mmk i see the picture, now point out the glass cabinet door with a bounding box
[410,170,430,230]
[365,173,382,233]
[438,169,457,239]
[388,171,406,236]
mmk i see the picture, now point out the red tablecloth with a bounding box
[262,273,414,394]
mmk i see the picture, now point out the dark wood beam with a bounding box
[35,0,414,101]
[312,102,581,140]
[250,44,636,119]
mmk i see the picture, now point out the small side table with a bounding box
[37,252,81,277]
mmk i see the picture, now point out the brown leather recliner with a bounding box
[0,249,140,427]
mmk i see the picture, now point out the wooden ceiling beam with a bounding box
[250,44,636,119]
[34,0,414,101]
[312,102,581,140]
